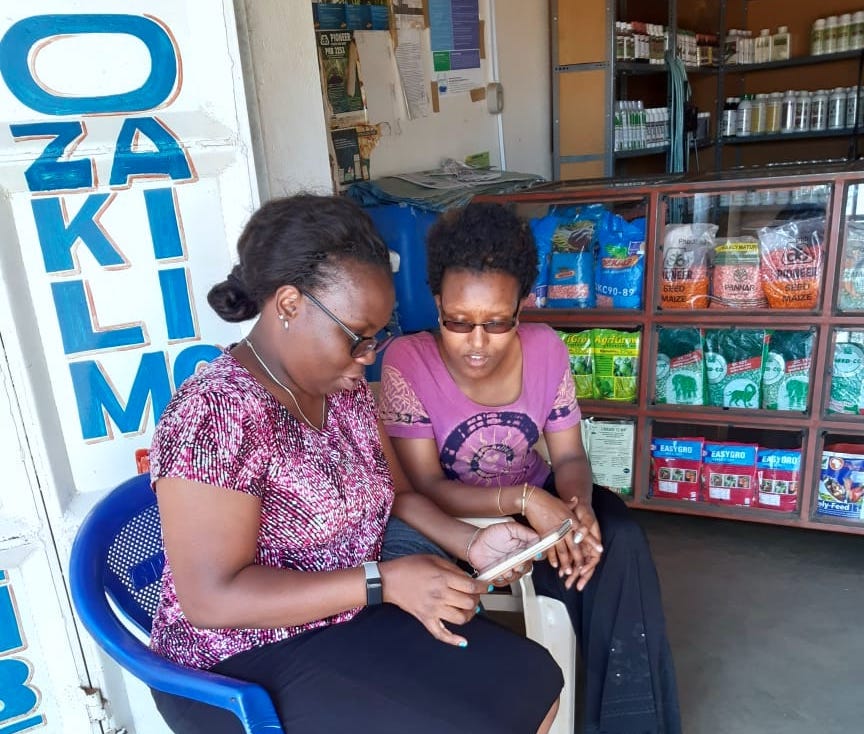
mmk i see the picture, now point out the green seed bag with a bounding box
[655,327,705,405]
[559,330,594,400]
[592,328,640,402]
[704,328,768,409]
[761,330,814,411]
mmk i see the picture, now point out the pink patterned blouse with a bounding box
[148,351,394,671]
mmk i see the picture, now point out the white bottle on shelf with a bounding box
[812,18,826,55]
[838,13,852,52]
[794,91,812,132]
[781,90,797,132]
[765,92,783,133]
[736,95,753,136]
[773,26,791,60]
[722,97,738,137]
[853,12,864,50]
[811,89,829,131]
[825,16,838,54]
[751,93,768,134]
[829,87,847,129]
[756,29,772,63]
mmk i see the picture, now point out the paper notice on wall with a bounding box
[354,30,404,131]
[581,418,635,495]
[428,0,482,95]
[394,29,431,119]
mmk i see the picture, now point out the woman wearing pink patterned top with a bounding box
[379,202,681,734]
[148,195,563,734]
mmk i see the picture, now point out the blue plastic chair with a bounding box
[69,473,284,733]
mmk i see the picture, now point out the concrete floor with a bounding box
[638,509,863,734]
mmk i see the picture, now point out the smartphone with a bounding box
[476,519,573,582]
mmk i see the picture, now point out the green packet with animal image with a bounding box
[591,328,640,402]
[559,330,594,400]
[655,327,705,405]
[761,330,814,411]
[704,328,768,409]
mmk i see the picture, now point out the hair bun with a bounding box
[207,268,258,322]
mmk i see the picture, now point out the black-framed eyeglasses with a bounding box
[301,290,394,359]
[439,305,520,335]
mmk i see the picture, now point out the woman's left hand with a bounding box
[566,499,603,591]
[467,521,540,587]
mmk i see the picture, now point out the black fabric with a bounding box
[529,479,681,734]
[152,604,562,734]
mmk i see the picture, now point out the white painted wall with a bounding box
[493,0,551,179]
[234,0,333,197]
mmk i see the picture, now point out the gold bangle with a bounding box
[520,482,529,515]
[466,527,483,564]
[496,487,505,516]
[525,484,537,511]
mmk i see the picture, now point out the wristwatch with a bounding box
[362,561,383,606]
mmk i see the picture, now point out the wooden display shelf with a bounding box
[478,162,864,536]
[721,130,857,145]
[720,49,864,73]
[614,145,669,159]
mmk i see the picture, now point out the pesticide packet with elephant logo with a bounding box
[701,442,758,507]
[756,448,801,512]
[655,327,705,405]
[650,437,704,501]
[559,330,594,399]
[761,330,813,411]
[704,328,767,409]
[817,445,864,520]
[827,330,864,415]
[591,328,640,402]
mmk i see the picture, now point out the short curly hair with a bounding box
[426,202,538,299]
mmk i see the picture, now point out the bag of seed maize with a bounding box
[761,330,814,411]
[711,238,768,309]
[704,328,768,409]
[655,327,705,406]
[591,328,640,402]
[660,223,716,309]
[757,217,824,310]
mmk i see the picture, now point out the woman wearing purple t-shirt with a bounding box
[147,195,563,734]
[380,203,681,734]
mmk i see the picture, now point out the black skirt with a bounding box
[152,603,563,734]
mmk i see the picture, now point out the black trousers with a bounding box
[382,482,682,734]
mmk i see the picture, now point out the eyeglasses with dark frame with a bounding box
[439,304,520,335]
[301,290,394,359]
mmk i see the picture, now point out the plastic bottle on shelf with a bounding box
[853,12,864,50]
[781,89,797,133]
[811,89,829,131]
[736,95,753,136]
[756,29,772,63]
[846,86,861,129]
[794,91,812,133]
[773,26,791,60]
[721,97,738,137]
[838,13,852,53]
[751,93,767,134]
[829,87,847,129]
[812,18,826,55]
[765,92,783,133]
[825,16,838,54]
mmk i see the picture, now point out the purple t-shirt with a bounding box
[379,323,581,488]
[148,351,394,670]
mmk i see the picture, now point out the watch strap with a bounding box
[362,561,383,605]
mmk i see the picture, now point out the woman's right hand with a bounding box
[379,555,488,647]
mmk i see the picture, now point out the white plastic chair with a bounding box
[465,517,577,734]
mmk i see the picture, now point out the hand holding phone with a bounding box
[476,519,574,582]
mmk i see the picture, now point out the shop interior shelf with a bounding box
[720,129,858,145]
[614,145,669,159]
[719,49,864,73]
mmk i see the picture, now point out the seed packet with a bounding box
[559,330,594,400]
[757,217,825,310]
[702,442,759,507]
[655,327,705,405]
[756,448,801,512]
[650,437,704,502]
[827,331,864,415]
[591,328,640,402]
[660,223,716,309]
[704,329,768,409]
[761,330,814,411]
[839,219,864,311]
[711,238,767,309]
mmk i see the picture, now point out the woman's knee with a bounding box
[380,517,450,561]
